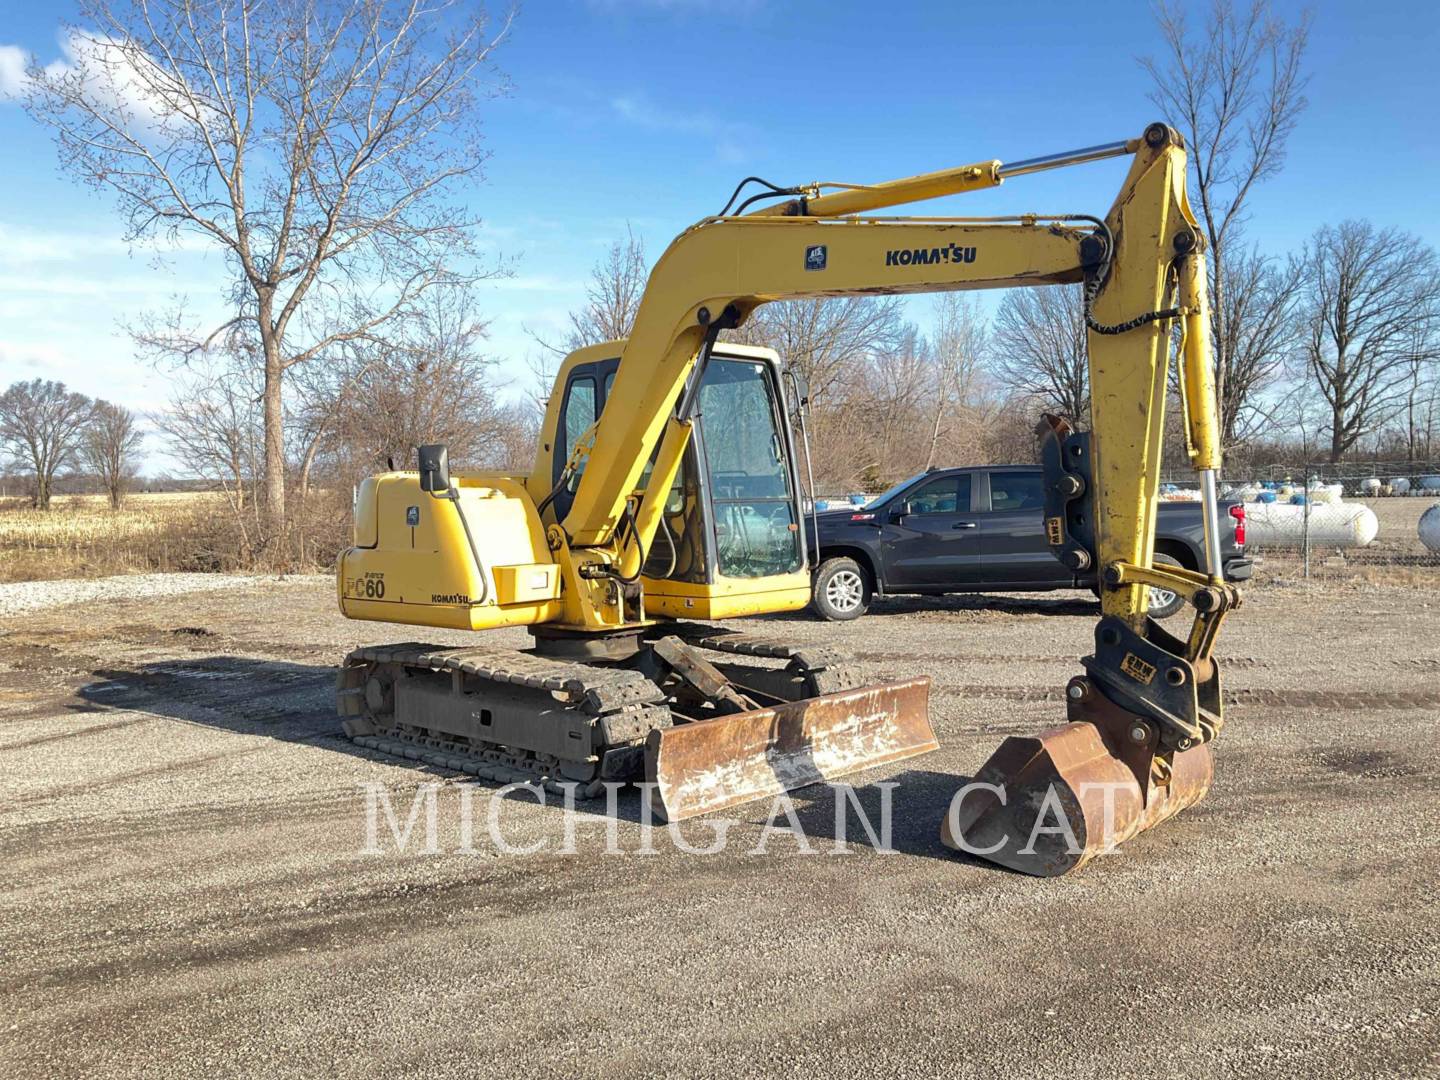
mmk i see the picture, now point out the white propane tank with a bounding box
[1392,477,1412,495]
[1420,504,1440,553]
[1305,482,1345,505]
[1244,501,1380,548]
[1361,478,1381,496]
[1421,476,1440,492]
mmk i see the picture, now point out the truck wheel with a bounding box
[812,557,871,621]
[1147,553,1187,619]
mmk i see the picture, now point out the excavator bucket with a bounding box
[645,677,935,822]
[941,684,1213,876]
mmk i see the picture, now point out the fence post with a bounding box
[1302,465,1312,580]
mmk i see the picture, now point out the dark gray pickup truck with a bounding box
[805,464,1251,621]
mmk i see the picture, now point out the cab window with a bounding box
[559,376,596,472]
[989,472,1044,511]
[902,474,971,515]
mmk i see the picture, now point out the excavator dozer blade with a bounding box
[646,677,935,822]
[940,720,1213,877]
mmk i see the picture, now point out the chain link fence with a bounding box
[1165,462,1440,582]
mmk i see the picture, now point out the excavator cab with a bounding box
[534,342,813,620]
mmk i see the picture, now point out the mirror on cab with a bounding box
[418,444,451,494]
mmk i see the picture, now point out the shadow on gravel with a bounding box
[752,592,1100,622]
[71,657,667,824]
[70,660,1000,842]
[75,656,351,750]
[766,767,1020,868]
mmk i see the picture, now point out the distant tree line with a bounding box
[0,381,144,509]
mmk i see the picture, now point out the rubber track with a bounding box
[344,642,666,705]
[339,629,871,783]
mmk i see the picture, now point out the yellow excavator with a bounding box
[335,122,1241,876]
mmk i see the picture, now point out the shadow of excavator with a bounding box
[73,658,993,844]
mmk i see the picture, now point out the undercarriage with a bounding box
[338,624,936,820]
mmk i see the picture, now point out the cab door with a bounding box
[878,472,980,588]
[975,469,1069,584]
[549,365,601,522]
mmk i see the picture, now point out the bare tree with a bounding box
[290,283,491,498]
[22,0,512,556]
[1141,0,1309,447]
[1293,221,1440,463]
[524,225,648,415]
[855,324,931,484]
[563,225,648,351]
[1214,242,1302,445]
[154,356,265,556]
[990,285,1089,423]
[732,296,906,407]
[326,289,509,479]
[925,293,988,468]
[1394,331,1440,465]
[82,400,144,508]
[0,379,94,509]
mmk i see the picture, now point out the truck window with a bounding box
[903,474,971,515]
[989,472,1044,512]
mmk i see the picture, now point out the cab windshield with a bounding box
[696,359,801,577]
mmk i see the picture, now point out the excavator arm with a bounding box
[552,122,1237,872]
[561,126,1216,624]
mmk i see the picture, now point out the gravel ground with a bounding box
[1,573,1437,1078]
[0,573,326,618]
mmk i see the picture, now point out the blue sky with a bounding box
[1,0,1437,471]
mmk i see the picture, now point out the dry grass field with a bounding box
[0,493,234,582]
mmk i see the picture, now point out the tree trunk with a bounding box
[1407,372,1418,466]
[261,331,288,566]
[1330,408,1345,465]
[297,435,321,506]
[924,388,946,470]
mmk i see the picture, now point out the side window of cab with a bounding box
[555,374,597,485]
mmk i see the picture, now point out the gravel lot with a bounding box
[2,573,1437,1078]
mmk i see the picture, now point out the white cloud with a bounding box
[610,93,714,135]
[0,338,73,375]
[0,29,217,138]
[0,223,129,262]
[0,43,27,100]
[607,92,752,163]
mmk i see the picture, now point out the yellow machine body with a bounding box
[338,473,561,631]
